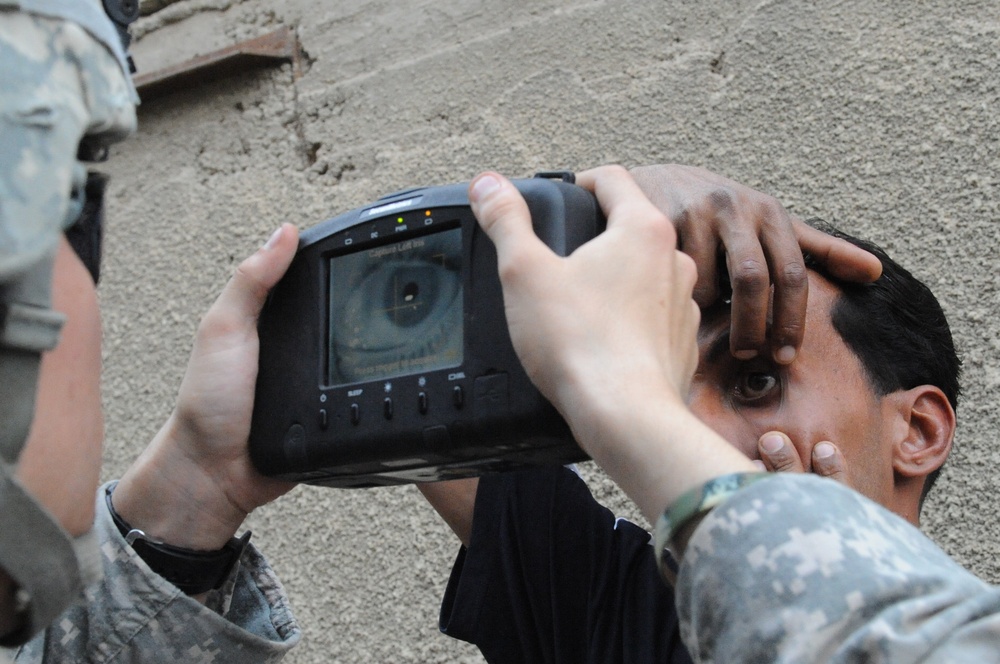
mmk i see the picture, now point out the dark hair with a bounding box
[804,221,961,503]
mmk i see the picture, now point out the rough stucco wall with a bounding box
[97,1,1000,661]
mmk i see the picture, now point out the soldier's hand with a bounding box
[470,166,700,420]
[113,224,299,554]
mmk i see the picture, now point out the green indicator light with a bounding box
[397,217,404,224]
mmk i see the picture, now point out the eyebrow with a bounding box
[701,327,733,367]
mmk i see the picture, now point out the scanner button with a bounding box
[418,391,429,414]
[319,409,328,430]
[474,373,509,417]
[383,397,394,420]
[283,424,307,466]
[423,425,451,452]
[350,403,360,425]
[453,385,465,409]
[473,374,510,440]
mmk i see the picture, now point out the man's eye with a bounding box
[733,369,779,402]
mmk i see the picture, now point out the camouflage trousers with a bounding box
[0,8,136,281]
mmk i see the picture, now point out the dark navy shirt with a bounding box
[440,466,691,664]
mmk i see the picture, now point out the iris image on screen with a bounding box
[328,226,463,385]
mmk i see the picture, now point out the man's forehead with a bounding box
[697,271,841,354]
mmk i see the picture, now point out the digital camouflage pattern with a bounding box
[8,484,301,662]
[0,7,135,282]
[677,474,1000,663]
[2,9,300,661]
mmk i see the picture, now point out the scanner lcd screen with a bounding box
[327,226,463,386]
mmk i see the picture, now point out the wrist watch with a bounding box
[104,483,251,594]
[653,472,771,585]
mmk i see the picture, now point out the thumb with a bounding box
[758,431,806,474]
[795,222,883,282]
[811,441,849,485]
[468,172,550,276]
[217,223,299,325]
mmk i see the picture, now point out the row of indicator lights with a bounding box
[346,210,436,245]
[397,210,434,223]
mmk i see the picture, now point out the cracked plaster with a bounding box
[100,2,1000,662]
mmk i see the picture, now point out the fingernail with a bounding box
[263,226,283,250]
[733,349,758,360]
[814,442,835,459]
[760,433,784,454]
[775,346,796,364]
[469,175,501,203]
[752,460,768,471]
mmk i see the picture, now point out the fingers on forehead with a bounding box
[766,258,809,351]
[684,233,722,306]
[795,223,883,282]
[725,243,771,351]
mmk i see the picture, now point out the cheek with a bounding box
[688,385,826,464]
[16,241,104,537]
[687,386,763,460]
[737,402,878,475]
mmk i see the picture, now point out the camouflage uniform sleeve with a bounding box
[10,483,301,663]
[676,474,1000,663]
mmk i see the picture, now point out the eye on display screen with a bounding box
[328,225,463,386]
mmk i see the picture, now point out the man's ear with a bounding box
[890,386,955,478]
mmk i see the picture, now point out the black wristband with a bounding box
[653,472,772,585]
[104,483,250,595]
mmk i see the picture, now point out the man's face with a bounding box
[15,238,104,537]
[688,271,898,508]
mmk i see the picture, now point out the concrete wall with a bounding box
[99,1,1000,661]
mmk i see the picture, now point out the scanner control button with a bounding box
[283,424,307,466]
[384,397,394,420]
[474,374,510,440]
[350,403,360,425]
[418,391,429,414]
[453,385,465,409]
[319,409,328,430]
[423,425,450,452]
[474,373,508,418]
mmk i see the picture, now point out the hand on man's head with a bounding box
[630,164,882,365]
